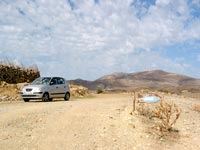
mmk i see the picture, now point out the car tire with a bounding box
[24,99,30,102]
[42,93,49,102]
[64,92,70,101]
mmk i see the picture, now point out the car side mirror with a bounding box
[50,82,54,85]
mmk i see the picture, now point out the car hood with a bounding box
[23,84,48,89]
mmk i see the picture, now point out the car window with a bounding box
[58,78,65,84]
[42,78,51,84]
[50,78,57,85]
[31,77,51,85]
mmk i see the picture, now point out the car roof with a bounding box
[40,77,65,78]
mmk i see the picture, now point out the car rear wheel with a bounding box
[23,99,30,102]
[42,93,49,102]
[64,92,70,101]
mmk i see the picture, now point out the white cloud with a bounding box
[0,0,200,79]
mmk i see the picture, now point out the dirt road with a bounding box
[0,94,200,150]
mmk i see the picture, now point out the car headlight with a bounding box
[33,88,42,94]
[34,88,42,92]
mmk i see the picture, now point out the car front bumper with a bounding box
[21,92,43,99]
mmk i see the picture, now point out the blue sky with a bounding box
[0,0,200,80]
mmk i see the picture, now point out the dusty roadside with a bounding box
[0,93,200,150]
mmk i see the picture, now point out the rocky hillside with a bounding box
[70,70,200,93]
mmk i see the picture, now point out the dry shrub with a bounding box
[136,102,145,115]
[0,62,40,83]
[152,101,181,134]
[136,102,156,118]
[96,88,104,94]
[193,104,200,112]
[135,91,162,117]
[135,92,181,136]
[70,84,89,97]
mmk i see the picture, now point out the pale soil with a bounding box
[0,93,200,150]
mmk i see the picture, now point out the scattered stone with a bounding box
[112,138,117,142]
[0,94,22,102]
[160,138,164,141]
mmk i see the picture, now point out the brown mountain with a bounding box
[69,70,200,92]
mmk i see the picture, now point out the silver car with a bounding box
[21,77,70,102]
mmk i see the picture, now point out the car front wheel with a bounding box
[64,92,70,101]
[42,93,49,102]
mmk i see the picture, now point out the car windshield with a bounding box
[31,77,51,85]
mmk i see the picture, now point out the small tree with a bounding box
[96,88,103,94]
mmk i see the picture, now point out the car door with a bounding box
[56,78,66,97]
[49,77,60,98]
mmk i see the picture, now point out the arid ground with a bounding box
[0,93,200,150]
